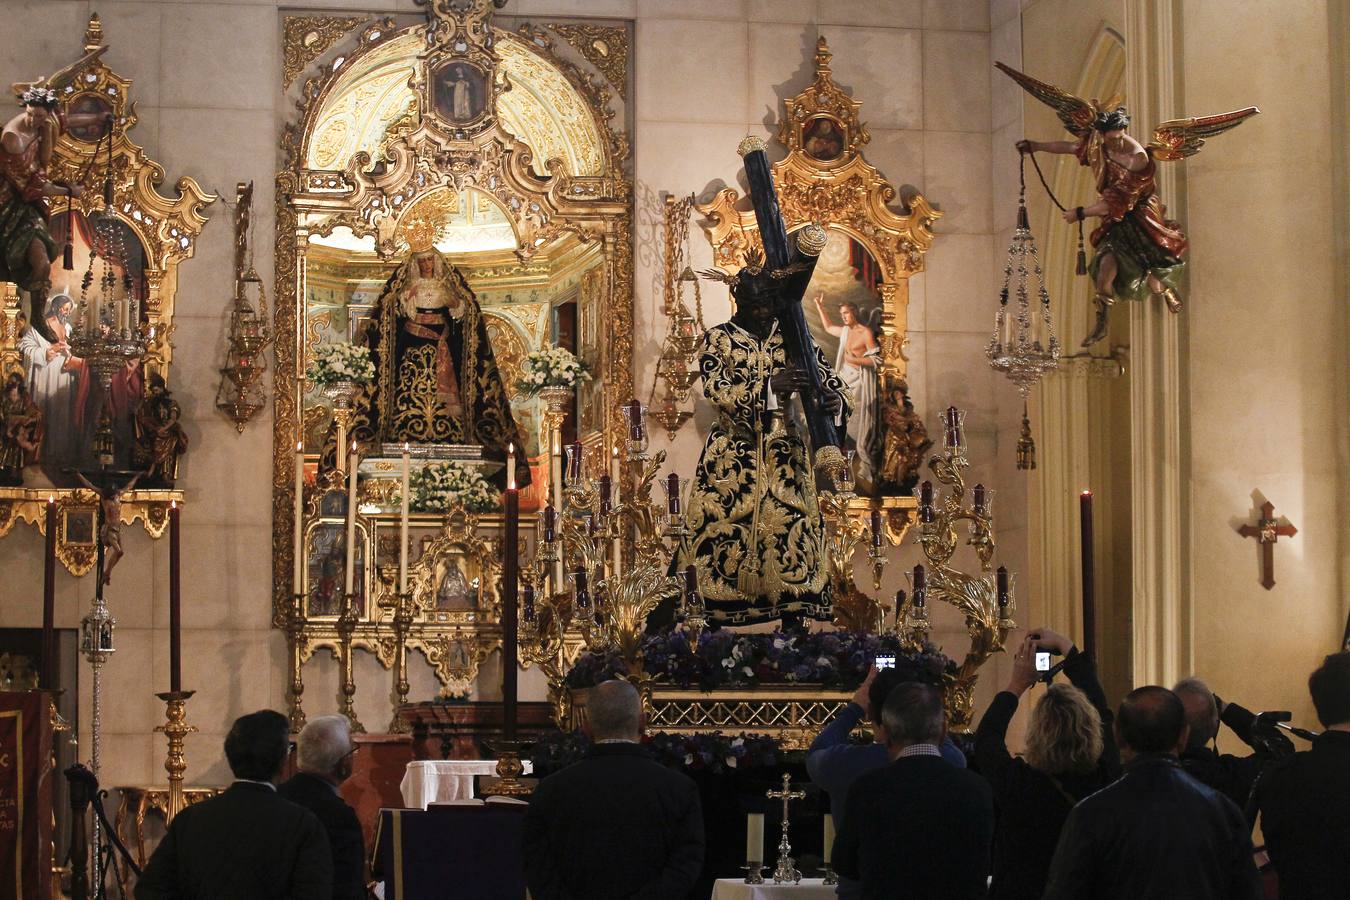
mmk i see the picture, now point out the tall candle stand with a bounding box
[324,380,359,475]
[286,593,308,732]
[388,590,415,734]
[336,593,365,733]
[912,406,1018,729]
[154,690,197,822]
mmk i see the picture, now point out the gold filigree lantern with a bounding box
[650,194,704,440]
[216,182,272,432]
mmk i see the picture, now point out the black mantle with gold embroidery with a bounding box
[338,251,530,489]
[679,321,850,625]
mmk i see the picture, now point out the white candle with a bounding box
[823,814,835,865]
[507,441,516,491]
[293,441,304,596]
[399,443,410,595]
[344,442,358,596]
[746,812,764,864]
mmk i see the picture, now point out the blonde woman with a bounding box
[974,626,1121,900]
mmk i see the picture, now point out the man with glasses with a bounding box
[279,716,367,900]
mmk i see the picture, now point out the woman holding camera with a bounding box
[974,626,1121,900]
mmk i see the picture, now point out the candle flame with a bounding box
[403,442,410,453]
[509,441,514,453]
[1080,489,1093,497]
[612,445,619,457]
[509,479,516,491]
[47,495,54,505]
[171,499,177,509]
[296,441,302,451]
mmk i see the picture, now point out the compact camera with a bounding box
[875,654,896,670]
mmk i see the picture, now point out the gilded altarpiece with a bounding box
[274,2,633,715]
[0,16,215,574]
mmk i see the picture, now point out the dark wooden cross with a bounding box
[1236,500,1297,591]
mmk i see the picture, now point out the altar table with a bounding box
[400,758,534,808]
[712,877,838,899]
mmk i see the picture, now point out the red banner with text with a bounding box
[0,692,54,900]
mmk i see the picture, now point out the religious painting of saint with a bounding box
[802,116,845,161]
[804,231,884,493]
[432,61,488,125]
[62,508,95,546]
[306,521,367,618]
[65,94,113,144]
[18,211,148,481]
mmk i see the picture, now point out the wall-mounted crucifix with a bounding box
[1236,500,1297,590]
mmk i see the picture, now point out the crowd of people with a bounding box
[132,641,1350,900]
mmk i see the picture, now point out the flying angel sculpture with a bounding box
[997,61,1258,346]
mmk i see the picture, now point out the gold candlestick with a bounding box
[389,591,414,734]
[337,593,365,733]
[287,593,308,731]
[481,739,537,798]
[154,690,197,823]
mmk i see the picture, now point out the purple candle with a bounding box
[666,473,681,516]
[567,442,584,482]
[598,474,612,515]
[627,398,644,441]
[919,481,935,523]
[41,497,56,689]
[871,509,884,548]
[573,569,590,611]
[522,584,536,624]
[912,564,926,607]
[542,503,556,542]
[973,483,986,515]
[996,566,1010,612]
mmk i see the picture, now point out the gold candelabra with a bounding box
[520,400,686,716]
[286,593,308,732]
[388,589,415,734]
[905,406,1017,729]
[154,690,196,823]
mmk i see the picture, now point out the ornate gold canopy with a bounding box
[698,37,939,384]
[0,15,215,574]
[274,0,632,708]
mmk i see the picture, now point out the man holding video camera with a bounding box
[1256,650,1350,899]
[1172,677,1288,816]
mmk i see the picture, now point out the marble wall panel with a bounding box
[747,0,817,24]
[818,0,922,30]
[816,25,922,130]
[637,0,749,20]
[922,130,992,233]
[635,19,748,123]
[922,232,996,334]
[158,4,278,110]
[923,0,990,32]
[747,22,822,127]
[923,30,991,133]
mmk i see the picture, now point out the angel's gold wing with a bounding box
[995,61,1097,136]
[11,47,108,99]
[1147,107,1260,161]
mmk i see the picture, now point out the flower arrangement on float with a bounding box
[515,345,589,396]
[409,461,497,514]
[306,342,375,386]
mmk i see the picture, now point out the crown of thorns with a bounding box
[19,87,58,108]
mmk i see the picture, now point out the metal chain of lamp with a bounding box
[986,154,1061,470]
[215,181,272,432]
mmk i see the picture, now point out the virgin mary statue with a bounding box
[345,246,530,488]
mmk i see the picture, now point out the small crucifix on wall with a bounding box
[1236,499,1297,591]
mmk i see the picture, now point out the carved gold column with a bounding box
[154,691,197,823]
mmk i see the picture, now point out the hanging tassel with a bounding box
[1016,402,1037,471]
[1075,222,1088,276]
[62,240,74,271]
[103,176,114,207]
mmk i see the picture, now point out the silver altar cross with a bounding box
[765,773,805,884]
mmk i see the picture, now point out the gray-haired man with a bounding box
[278,715,366,900]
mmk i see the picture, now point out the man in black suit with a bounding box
[278,715,366,900]
[1257,651,1350,899]
[523,679,704,899]
[832,682,994,900]
[1043,686,1262,900]
[136,710,332,900]
[1174,676,1285,814]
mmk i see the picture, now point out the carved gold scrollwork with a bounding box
[282,16,367,91]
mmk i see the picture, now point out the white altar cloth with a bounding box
[711,877,838,899]
[399,759,534,809]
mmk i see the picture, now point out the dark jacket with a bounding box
[1180,701,1267,815]
[1256,730,1350,899]
[135,781,333,900]
[523,743,704,900]
[277,772,366,900]
[1042,755,1262,900]
[832,753,994,900]
[973,647,1120,900]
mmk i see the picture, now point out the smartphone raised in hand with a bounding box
[875,654,896,670]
